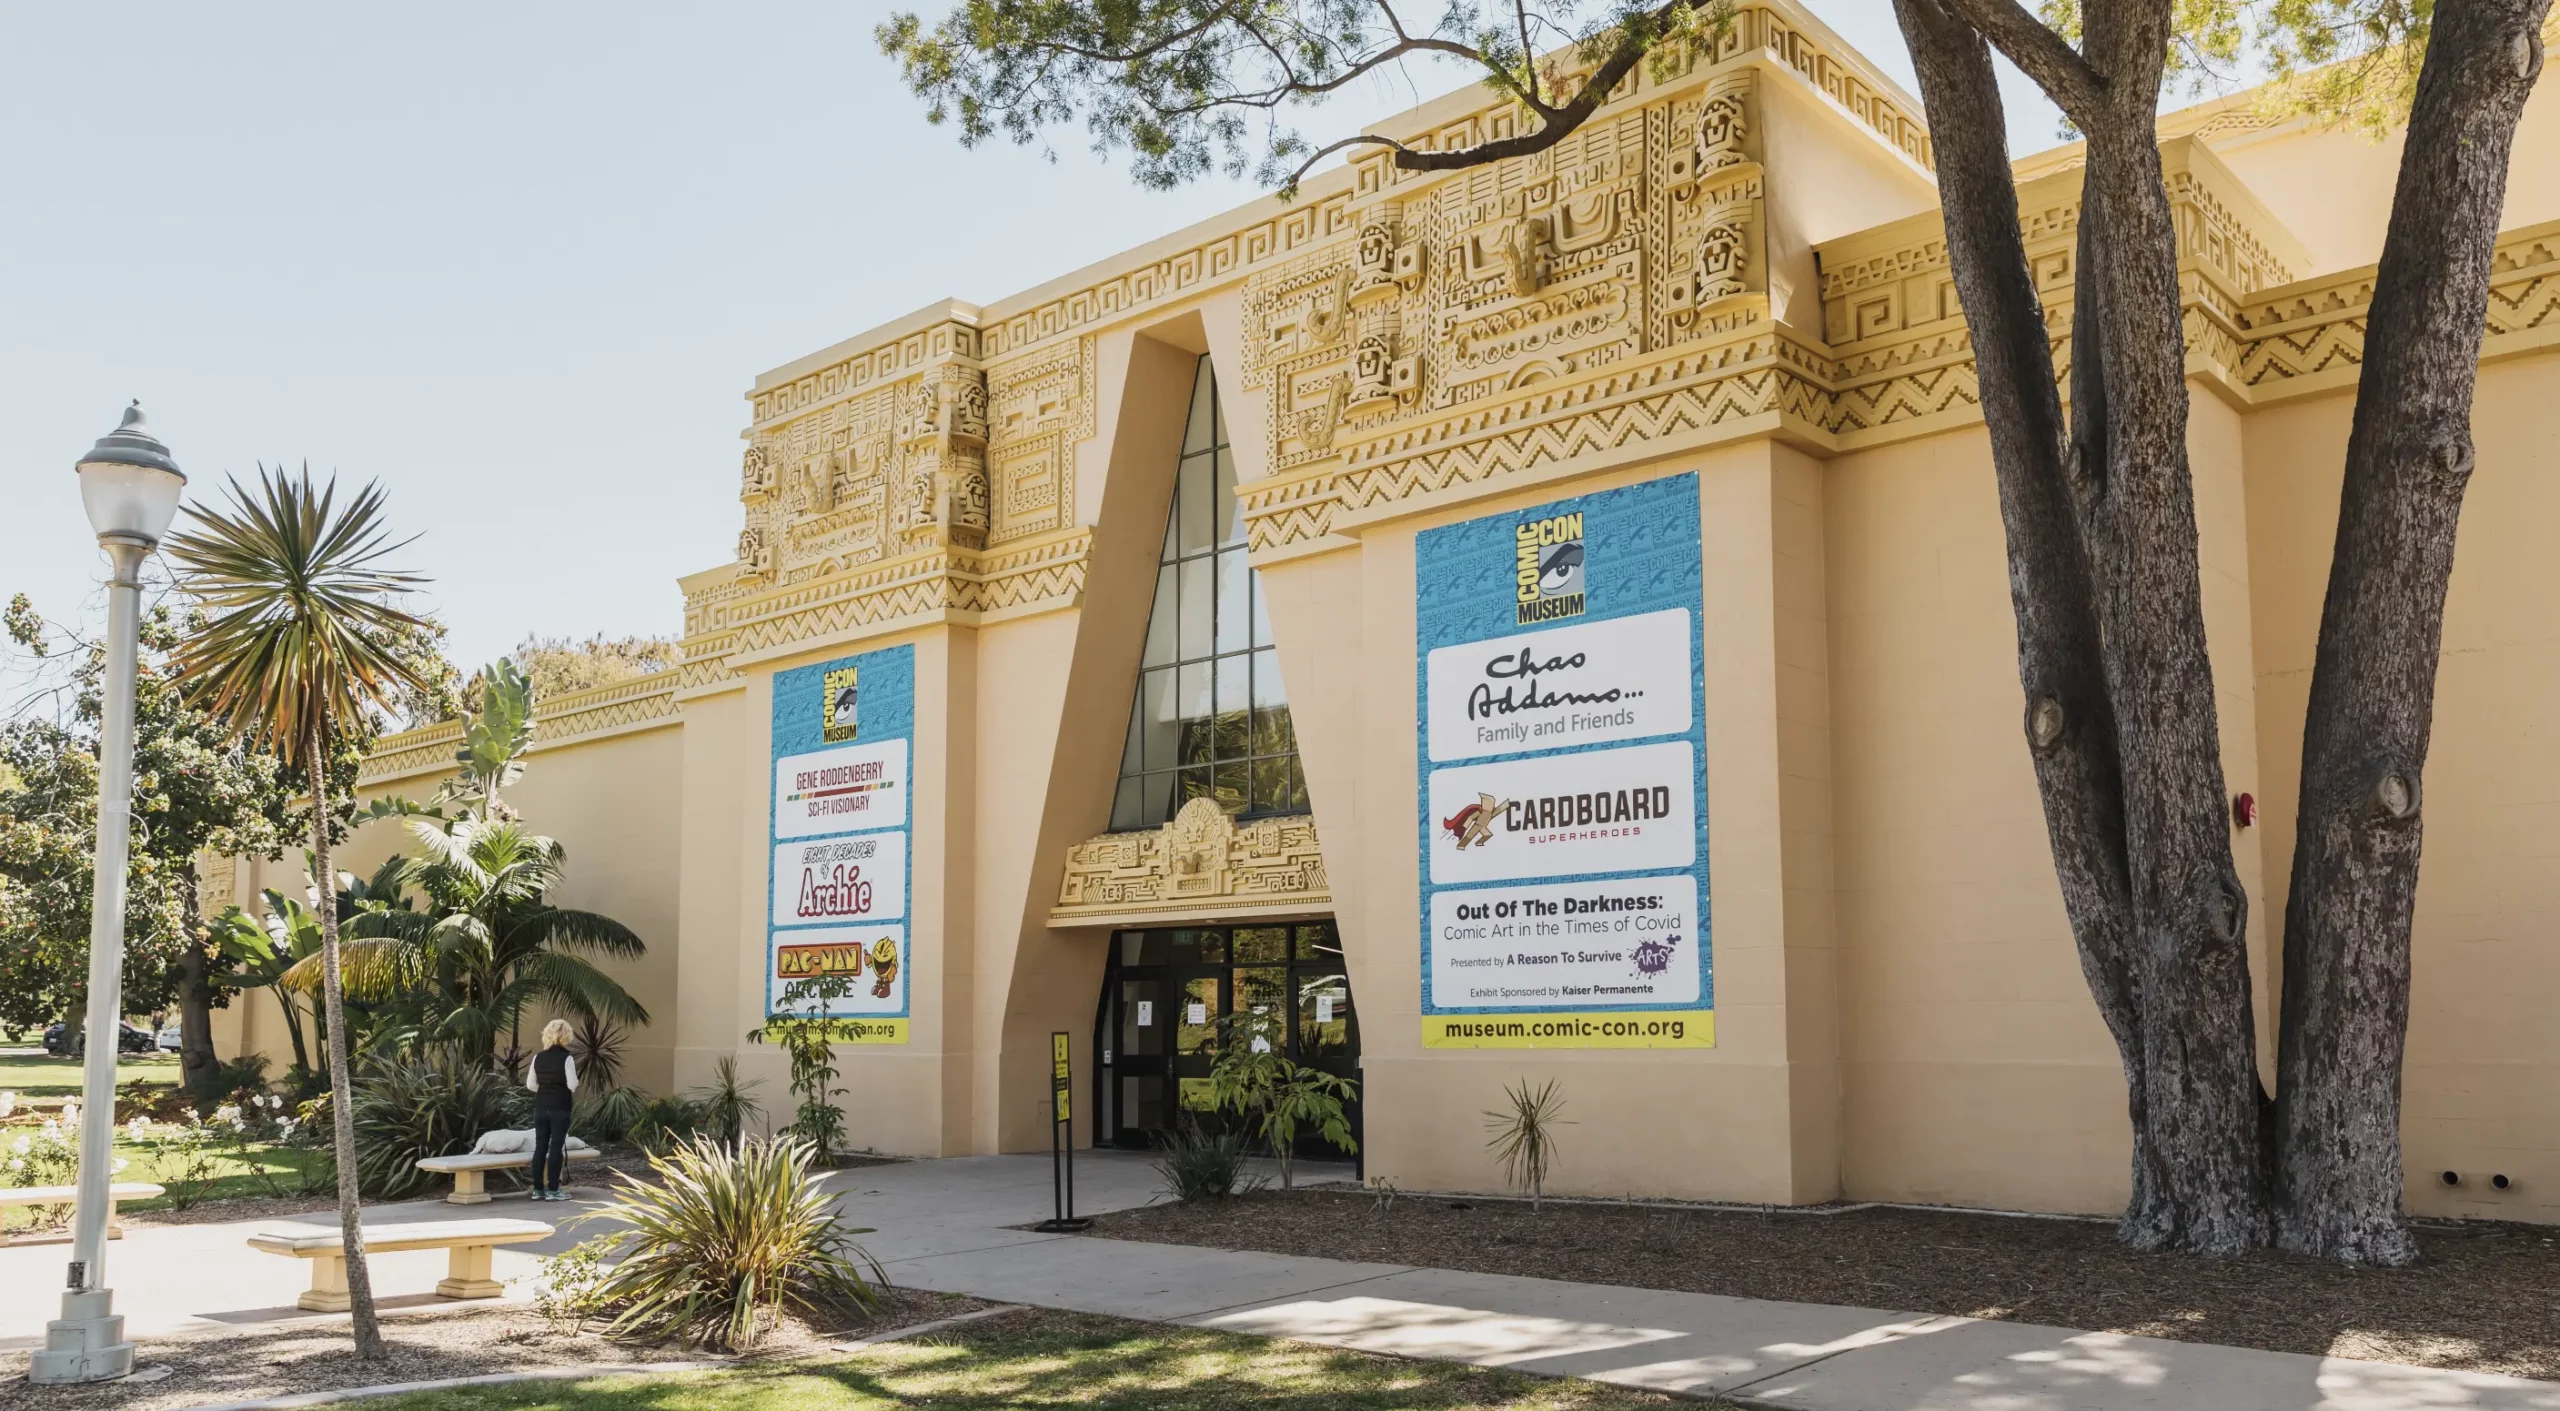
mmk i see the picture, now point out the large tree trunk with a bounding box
[309,713,385,1357]
[1896,0,2267,1253]
[2274,0,2551,1265]
[176,875,221,1097]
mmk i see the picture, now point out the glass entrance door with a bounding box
[1093,921,1358,1162]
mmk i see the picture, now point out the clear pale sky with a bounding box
[0,3,2059,677]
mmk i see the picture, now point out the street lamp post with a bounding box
[28,402,187,1387]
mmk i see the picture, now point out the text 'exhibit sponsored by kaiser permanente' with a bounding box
[766,644,915,1041]
[1415,474,1712,1048]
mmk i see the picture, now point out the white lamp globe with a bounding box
[76,401,187,546]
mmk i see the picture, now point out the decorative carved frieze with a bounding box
[1053,797,1329,923]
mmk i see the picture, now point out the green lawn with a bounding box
[0,1049,180,1099]
[0,1136,330,1228]
[354,1311,1704,1410]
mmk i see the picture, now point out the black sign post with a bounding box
[1034,1030,1090,1232]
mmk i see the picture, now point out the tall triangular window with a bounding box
[1109,356,1305,830]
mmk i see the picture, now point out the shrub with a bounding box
[351,1046,530,1199]
[748,979,856,1156]
[688,1056,765,1153]
[188,1054,272,1113]
[574,1136,883,1351]
[1154,1125,1263,1204]
[572,1084,652,1145]
[569,1016,628,1092]
[1204,1009,1358,1189]
[534,1234,619,1336]
[626,1094,705,1154]
[1483,1078,1571,1212]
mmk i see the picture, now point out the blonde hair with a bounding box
[541,1019,574,1048]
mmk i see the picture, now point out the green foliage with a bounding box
[294,814,648,1063]
[748,977,858,1155]
[451,659,534,817]
[1203,1008,1357,1189]
[570,1014,629,1092]
[878,0,1744,194]
[1153,1125,1264,1204]
[0,594,307,1041]
[625,1094,707,1154]
[2038,0,2438,138]
[689,1056,766,1154]
[349,1045,530,1199]
[1482,1078,1571,1212]
[574,1083,653,1145]
[534,1234,620,1336]
[509,633,676,703]
[572,1137,884,1351]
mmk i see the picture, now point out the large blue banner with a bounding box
[1415,474,1712,1047]
[767,643,915,1038]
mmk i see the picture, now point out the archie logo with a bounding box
[822,666,859,743]
[1514,512,1585,625]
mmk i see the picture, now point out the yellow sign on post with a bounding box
[1051,1031,1072,1122]
[1035,1030,1088,1231]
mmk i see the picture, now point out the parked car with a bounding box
[40,1021,157,1056]
[155,1020,184,1052]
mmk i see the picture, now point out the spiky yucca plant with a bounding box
[1484,1078,1572,1213]
[575,1136,883,1351]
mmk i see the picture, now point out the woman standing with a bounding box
[526,1019,579,1200]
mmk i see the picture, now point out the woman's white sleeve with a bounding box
[565,1054,579,1091]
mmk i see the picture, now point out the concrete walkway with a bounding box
[2,1151,2553,1410]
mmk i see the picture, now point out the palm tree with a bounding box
[294,814,648,1064]
[168,466,430,1360]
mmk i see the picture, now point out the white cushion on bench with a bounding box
[418,1146,599,1174]
[247,1218,552,1256]
[468,1128,597,1156]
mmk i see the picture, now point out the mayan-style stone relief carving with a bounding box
[740,444,777,502]
[986,336,1093,542]
[735,524,773,582]
[1054,797,1328,918]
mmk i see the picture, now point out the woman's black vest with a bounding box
[532,1046,574,1115]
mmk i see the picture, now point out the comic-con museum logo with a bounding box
[1514,511,1585,625]
[822,665,860,743]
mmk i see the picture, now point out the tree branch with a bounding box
[1936,0,2107,120]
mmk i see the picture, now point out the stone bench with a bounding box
[0,1183,165,1245]
[247,1218,553,1311]
[416,1146,601,1205]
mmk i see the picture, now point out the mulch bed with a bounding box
[0,1286,986,1411]
[1087,1186,2560,1380]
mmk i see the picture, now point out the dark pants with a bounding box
[530,1110,572,1192]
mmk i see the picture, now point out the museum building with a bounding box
[209,0,2560,1222]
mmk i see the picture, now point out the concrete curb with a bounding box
[176,1304,1028,1410]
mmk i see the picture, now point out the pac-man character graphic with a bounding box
[1439,793,1507,850]
[1538,540,1584,596]
[867,935,899,999]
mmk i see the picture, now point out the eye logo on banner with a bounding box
[823,666,861,743]
[1514,510,1586,625]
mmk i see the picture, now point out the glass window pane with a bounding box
[1216,549,1249,654]
[1142,668,1180,772]
[1110,776,1144,831]
[1234,965,1288,1028]
[1251,570,1275,647]
[1178,658,1212,720]
[1184,359,1216,455]
[1179,557,1213,658]
[1179,765,1215,811]
[1119,692,1144,776]
[1210,761,1247,815]
[1178,454,1213,556]
[1290,754,1310,808]
[1161,501,1178,563]
[1208,368,1225,450]
[1296,922,1340,961]
[1144,565,1178,666]
[1252,754,1291,813]
[1297,973,1351,1058]
[1139,770,1174,826]
[1252,647,1285,708]
[1216,652,1250,720]
[1215,446,1242,545]
[1176,975,1222,1054]
[1233,928,1290,963]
